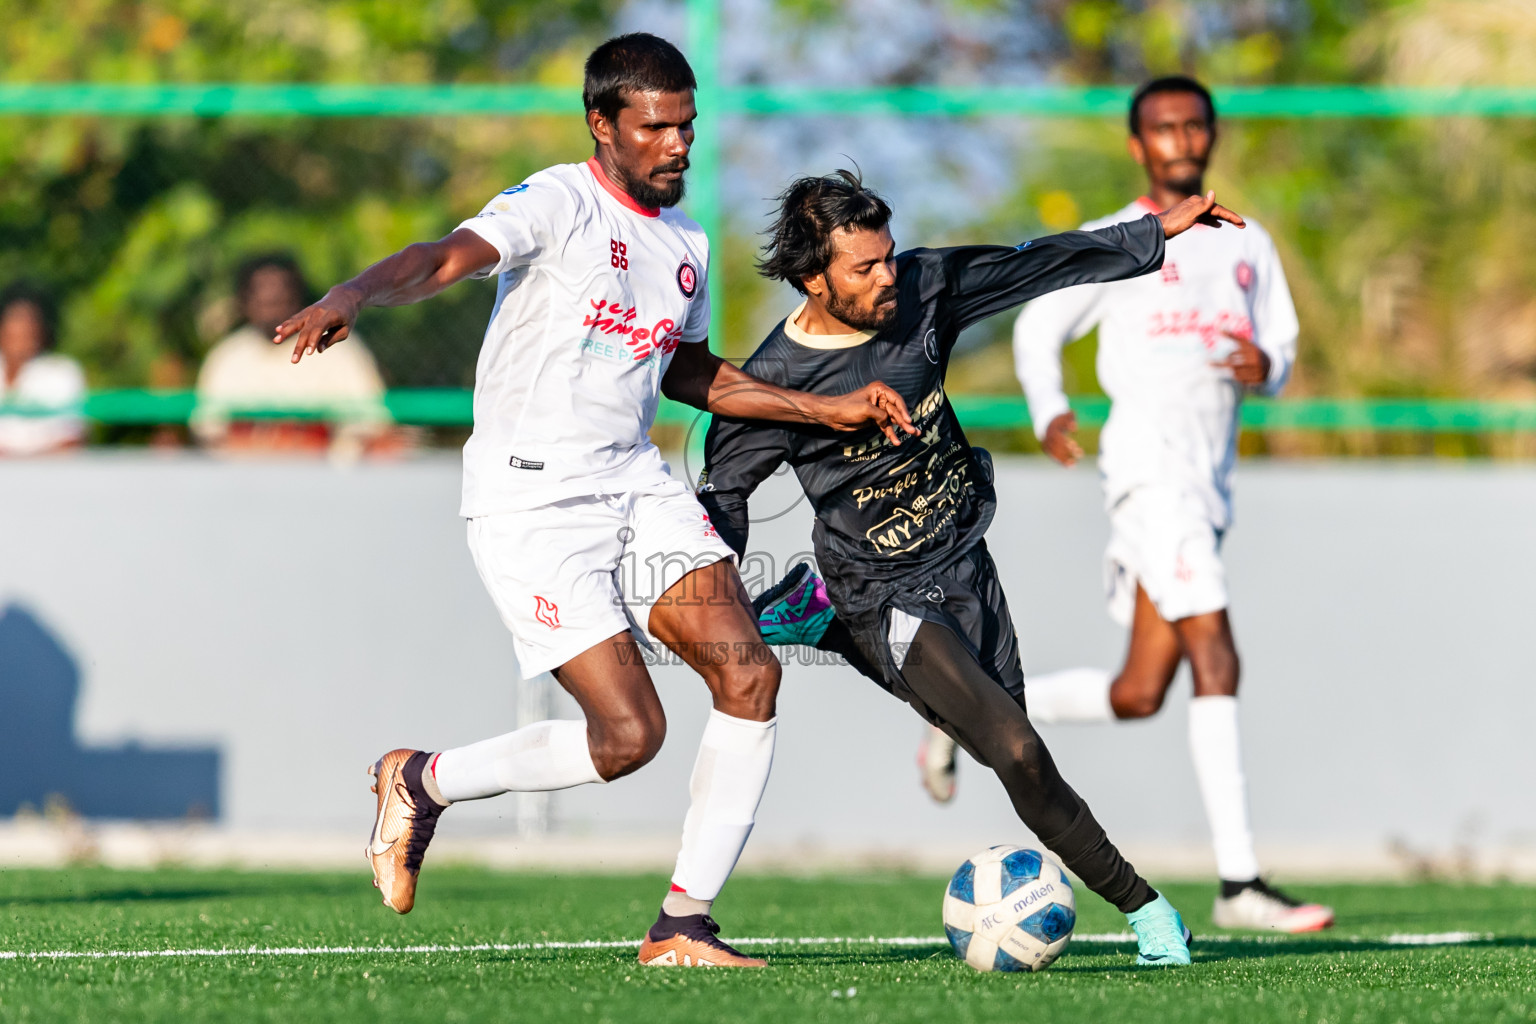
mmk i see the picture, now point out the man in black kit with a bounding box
[698,169,1245,966]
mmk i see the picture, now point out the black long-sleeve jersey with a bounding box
[697,215,1166,616]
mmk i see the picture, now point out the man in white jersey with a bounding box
[1000,76,1329,931]
[274,34,915,968]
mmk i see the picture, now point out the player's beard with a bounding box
[825,279,898,332]
[1161,157,1206,199]
[627,158,689,208]
[1166,174,1203,197]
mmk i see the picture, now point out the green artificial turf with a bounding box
[0,868,1530,1023]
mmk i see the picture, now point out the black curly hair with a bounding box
[757,168,892,295]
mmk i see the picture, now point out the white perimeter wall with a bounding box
[0,452,1531,870]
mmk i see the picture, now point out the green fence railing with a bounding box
[20,390,1536,434]
[669,395,1536,433]
[5,83,1536,119]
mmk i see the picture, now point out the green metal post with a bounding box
[684,0,723,470]
[686,0,724,348]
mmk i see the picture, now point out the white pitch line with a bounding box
[1380,931,1490,946]
[1071,931,1495,946]
[0,932,1495,961]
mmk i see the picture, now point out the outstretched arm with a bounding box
[945,191,1244,332]
[273,228,500,363]
[662,341,917,446]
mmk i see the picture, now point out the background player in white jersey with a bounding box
[991,76,1329,932]
[274,34,915,968]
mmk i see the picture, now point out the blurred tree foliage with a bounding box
[952,0,1536,409]
[0,0,615,388]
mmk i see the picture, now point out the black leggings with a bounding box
[824,615,1154,914]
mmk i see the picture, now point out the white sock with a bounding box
[662,887,712,918]
[669,710,777,902]
[1187,695,1260,882]
[431,720,604,802]
[1025,668,1114,724]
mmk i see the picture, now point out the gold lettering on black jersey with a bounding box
[843,385,947,461]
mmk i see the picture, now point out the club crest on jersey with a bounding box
[923,329,940,364]
[677,259,698,300]
[1235,260,1255,292]
[534,596,561,630]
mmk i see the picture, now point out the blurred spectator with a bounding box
[0,284,87,456]
[193,254,395,458]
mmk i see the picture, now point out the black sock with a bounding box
[401,751,448,812]
[1220,877,1260,898]
[1044,805,1157,914]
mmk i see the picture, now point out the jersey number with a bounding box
[610,239,628,271]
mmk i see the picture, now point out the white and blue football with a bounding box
[942,845,1076,972]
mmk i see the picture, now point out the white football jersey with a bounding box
[1013,198,1298,528]
[457,158,710,516]
[0,353,86,455]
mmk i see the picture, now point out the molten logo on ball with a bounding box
[942,845,1076,972]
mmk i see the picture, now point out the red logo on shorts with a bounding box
[534,596,561,630]
[700,512,719,539]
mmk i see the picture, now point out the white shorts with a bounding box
[1104,486,1228,628]
[467,474,736,677]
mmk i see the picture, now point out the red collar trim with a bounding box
[586,157,660,218]
[1136,195,1161,214]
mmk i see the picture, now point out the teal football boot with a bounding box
[751,562,835,646]
[1127,892,1194,966]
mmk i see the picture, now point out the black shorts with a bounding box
[815,541,1157,916]
[826,540,1025,721]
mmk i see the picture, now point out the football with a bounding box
[942,845,1077,972]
